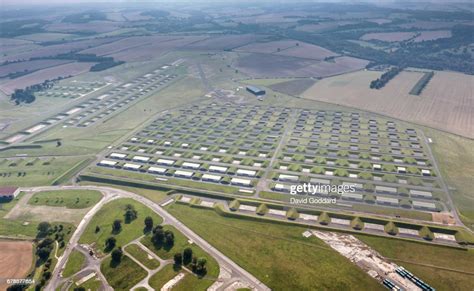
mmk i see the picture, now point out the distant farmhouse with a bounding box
[246,86,266,96]
[0,186,19,201]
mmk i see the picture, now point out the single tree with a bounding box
[111,248,123,263]
[164,230,174,247]
[173,252,182,266]
[105,237,116,251]
[144,216,153,232]
[124,204,137,223]
[112,219,122,233]
[183,247,193,265]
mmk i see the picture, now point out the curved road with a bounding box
[21,185,270,291]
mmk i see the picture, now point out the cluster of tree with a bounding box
[62,11,106,23]
[409,71,434,95]
[30,222,69,290]
[90,60,124,72]
[124,204,138,223]
[173,247,208,276]
[370,67,403,89]
[3,70,33,79]
[151,225,175,247]
[0,19,47,37]
[10,76,66,105]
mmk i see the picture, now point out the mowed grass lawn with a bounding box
[101,255,147,291]
[149,264,215,291]
[124,243,160,270]
[28,190,102,209]
[165,203,381,290]
[357,234,474,290]
[79,199,163,253]
[63,250,86,277]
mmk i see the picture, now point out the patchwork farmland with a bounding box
[87,102,450,217]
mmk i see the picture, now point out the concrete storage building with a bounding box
[230,177,252,187]
[98,160,118,167]
[246,86,266,96]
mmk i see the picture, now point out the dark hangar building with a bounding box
[246,85,266,96]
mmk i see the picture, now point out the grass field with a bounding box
[62,250,85,277]
[0,193,38,238]
[426,128,474,230]
[165,203,381,290]
[79,199,163,253]
[148,264,181,290]
[101,255,147,291]
[0,156,87,187]
[357,234,474,290]
[124,243,160,270]
[28,190,102,209]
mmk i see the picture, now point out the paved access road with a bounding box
[21,185,270,291]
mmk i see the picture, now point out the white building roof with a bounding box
[202,174,222,181]
[310,178,330,184]
[110,153,126,159]
[231,177,252,186]
[148,167,167,174]
[376,196,398,204]
[209,165,228,173]
[342,193,363,200]
[157,159,175,165]
[124,163,141,170]
[98,160,117,166]
[236,169,256,177]
[375,185,397,193]
[182,162,200,169]
[174,170,194,177]
[132,156,150,162]
[413,200,436,209]
[409,190,432,197]
[279,174,299,181]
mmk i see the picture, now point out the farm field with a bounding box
[0,59,72,78]
[1,37,122,62]
[235,39,338,60]
[413,30,452,42]
[236,54,368,78]
[301,70,474,138]
[0,240,34,291]
[165,203,381,290]
[0,62,96,95]
[360,32,417,42]
[27,189,102,209]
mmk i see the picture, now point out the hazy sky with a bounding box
[1,0,468,7]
